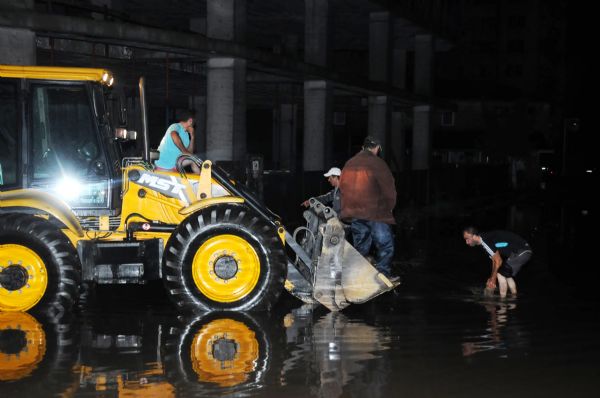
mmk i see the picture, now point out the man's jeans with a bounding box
[350,219,394,276]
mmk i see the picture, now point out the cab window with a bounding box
[0,80,19,187]
[31,84,100,181]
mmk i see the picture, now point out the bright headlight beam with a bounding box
[56,177,82,200]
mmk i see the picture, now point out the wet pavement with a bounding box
[1,196,599,397]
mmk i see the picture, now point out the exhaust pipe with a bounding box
[139,77,150,162]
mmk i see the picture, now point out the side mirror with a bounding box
[114,128,137,141]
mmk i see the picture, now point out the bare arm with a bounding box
[486,251,503,289]
[186,126,195,153]
[170,131,193,155]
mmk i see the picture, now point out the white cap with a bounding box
[323,167,341,177]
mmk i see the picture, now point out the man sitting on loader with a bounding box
[155,110,200,173]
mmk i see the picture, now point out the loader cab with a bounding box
[0,66,126,216]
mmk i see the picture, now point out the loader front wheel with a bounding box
[162,204,286,311]
[0,214,80,316]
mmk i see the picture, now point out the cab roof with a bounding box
[0,65,113,84]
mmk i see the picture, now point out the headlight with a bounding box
[56,177,82,200]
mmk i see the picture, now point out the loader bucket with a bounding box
[285,199,399,311]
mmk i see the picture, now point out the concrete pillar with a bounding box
[206,0,246,162]
[0,0,35,65]
[189,96,207,155]
[413,35,434,172]
[207,0,246,42]
[305,0,329,67]
[0,28,36,65]
[412,105,432,170]
[390,110,407,172]
[206,58,247,161]
[274,104,297,171]
[393,49,408,90]
[303,81,332,171]
[369,12,391,82]
[414,34,434,96]
[304,1,331,173]
[368,96,389,151]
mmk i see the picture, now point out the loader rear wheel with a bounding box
[162,203,286,311]
[0,214,80,316]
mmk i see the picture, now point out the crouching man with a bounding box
[463,227,532,297]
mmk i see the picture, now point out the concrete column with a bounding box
[414,34,434,96]
[393,49,408,90]
[390,110,407,172]
[206,0,246,162]
[0,0,35,65]
[369,12,391,82]
[0,28,36,65]
[189,96,207,155]
[206,58,246,161]
[304,81,332,171]
[412,105,432,170]
[305,0,329,67]
[368,96,389,151]
[274,104,297,171]
[207,0,246,42]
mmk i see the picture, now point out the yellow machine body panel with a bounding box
[118,165,244,230]
[0,189,84,238]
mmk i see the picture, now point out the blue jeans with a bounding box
[351,219,394,276]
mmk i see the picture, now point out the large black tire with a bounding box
[162,203,286,312]
[0,214,81,317]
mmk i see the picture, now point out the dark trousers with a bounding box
[351,219,394,276]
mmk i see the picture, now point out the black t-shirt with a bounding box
[480,230,530,258]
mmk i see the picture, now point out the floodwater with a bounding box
[1,196,599,397]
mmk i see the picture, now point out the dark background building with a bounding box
[0,0,589,221]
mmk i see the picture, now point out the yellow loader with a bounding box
[0,65,398,315]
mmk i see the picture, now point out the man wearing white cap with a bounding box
[301,167,342,214]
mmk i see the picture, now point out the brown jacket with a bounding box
[339,150,397,224]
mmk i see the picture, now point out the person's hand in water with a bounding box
[486,277,496,289]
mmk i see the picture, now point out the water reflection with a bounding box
[0,311,77,395]
[163,312,272,395]
[0,307,392,397]
[461,298,524,358]
[0,312,47,382]
[282,305,391,398]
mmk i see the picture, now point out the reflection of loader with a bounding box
[0,65,397,315]
[0,310,272,395]
[0,311,77,393]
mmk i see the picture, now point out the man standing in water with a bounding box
[463,227,532,297]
